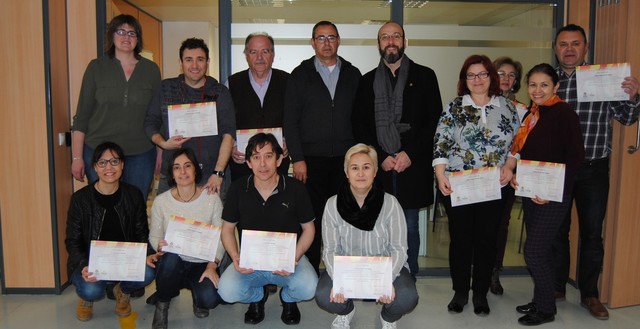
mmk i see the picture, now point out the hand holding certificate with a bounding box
[576,63,631,102]
[332,256,393,300]
[239,230,297,273]
[448,167,501,207]
[161,216,221,262]
[514,160,565,202]
[88,240,147,281]
[168,102,218,138]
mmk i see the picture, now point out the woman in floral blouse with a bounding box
[432,54,519,316]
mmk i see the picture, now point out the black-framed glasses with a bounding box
[498,71,517,80]
[379,32,404,42]
[96,158,121,168]
[466,71,490,80]
[314,35,338,43]
[115,29,138,38]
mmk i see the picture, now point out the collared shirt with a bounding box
[314,56,342,99]
[248,68,272,106]
[556,66,640,161]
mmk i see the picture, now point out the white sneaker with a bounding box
[380,314,397,329]
[331,308,355,329]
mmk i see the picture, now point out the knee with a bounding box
[143,265,156,285]
[197,289,222,309]
[76,281,105,301]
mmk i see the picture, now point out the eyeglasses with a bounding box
[379,33,404,42]
[466,71,490,80]
[314,35,338,43]
[115,29,138,38]
[96,158,121,168]
[498,71,517,80]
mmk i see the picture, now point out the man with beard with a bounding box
[352,21,443,279]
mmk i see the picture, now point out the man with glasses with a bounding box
[352,21,443,281]
[284,21,362,274]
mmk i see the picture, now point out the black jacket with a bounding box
[65,182,152,277]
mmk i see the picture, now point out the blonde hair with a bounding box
[343,143,378,174]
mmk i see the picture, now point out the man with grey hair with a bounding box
[227,32,291,181]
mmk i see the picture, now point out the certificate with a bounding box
[239,230,297,273]
[236,127,283,154]
[161,216,221,262]
[167,102,218,138]
[515,160,565,202]
[88,240,147,281]
[332,256,392,300]
[576,63,631,102]
[448,167,501,207]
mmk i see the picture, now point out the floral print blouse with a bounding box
[433,94,520,172]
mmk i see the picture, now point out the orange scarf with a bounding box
[510,94,562,155]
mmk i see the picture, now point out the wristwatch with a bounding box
[213,170,225,178]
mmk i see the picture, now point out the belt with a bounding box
[583,157,609,166]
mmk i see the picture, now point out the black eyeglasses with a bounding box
[379,33,404,42]
[314,35,338,43]
[115,29,137,38]
[96,158,121,168]
[498,71,517,80]
[466,71,490,80]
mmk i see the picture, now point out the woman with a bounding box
[71,14,161,202]
[315,144,418,329]
[490,56,528,295]
[65,142,156,322]
[506,63,584,326]
[148,148,225,329]
[432,54,519,315]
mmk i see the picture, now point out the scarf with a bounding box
[336,180,385,231]
[511,94,562,155]
[374,55,412,154]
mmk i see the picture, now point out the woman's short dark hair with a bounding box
[493,56,523,93]
[526,63,559,86]
[92,141,124,165]
[105,14,143,59]
[245,133,283,158]
[457,54,501,97]
[167,148,203,187]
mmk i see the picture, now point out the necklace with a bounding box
[176,187,197,202]
[95,182,117,195]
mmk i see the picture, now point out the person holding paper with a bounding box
[504,63,584,326]
[432,54,520,316]
[551,24,640,321]
[65,142,156,322]
[227,32,291,181]
[217,133,318,325]
[144,37,235,196]
[147,148,225,328]
[315,143,418,329]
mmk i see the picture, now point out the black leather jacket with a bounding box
[65,182,153,276]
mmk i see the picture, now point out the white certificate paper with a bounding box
[161,216,221,262]
[88,240,146,281]
[239,230,296,273]
[515,160,565,202]
[167,102,218,138]
[236,127,283,154]
[332,256,393,300]
[576,63,631,102]
[448,167,501,207]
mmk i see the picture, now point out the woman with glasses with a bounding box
[65,142,156,322]
[432,54,519,316]
[71,14,161,203]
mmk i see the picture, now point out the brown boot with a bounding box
[490,268,504,295]
[76,298,93,321]
[114,283,132,317]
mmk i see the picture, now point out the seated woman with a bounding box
[315,143,418,329]
[147,148,225,329]
[65,141,156,322]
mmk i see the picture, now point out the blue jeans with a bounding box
[155,253,222,309]
[217,256,318,303]
[403,209,420,277]
[71,265,155,301]
[83,144,156,201]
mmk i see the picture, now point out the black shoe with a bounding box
[244,286,269,324]
[490,268,504,295]
[106,283,116,300]
[280,288,301,325]
[146,291,159,305]
[472,295,490,315]
[516,302,538,315]
[193,302,210,318]
[518,312,555,326]
[130,287,145,298]
[447,292,468,313]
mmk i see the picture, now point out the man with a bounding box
[227,32,290,181]
[217,133,318,325]
[283,21,362,273]
[352,21,442,278]
[552,24,640,320]
[145,37,235,196]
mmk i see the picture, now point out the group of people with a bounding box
[65,12,640,329]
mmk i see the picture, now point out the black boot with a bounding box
[152,301,170,329]
[280,288,301,325]
[244,286,269,324]
[490,268,504,295]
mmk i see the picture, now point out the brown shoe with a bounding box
[114,283,132,317]
[76,298,93,321]
[555,291,566,301]
[580,297,609,320]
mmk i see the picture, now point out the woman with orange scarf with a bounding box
[504,63,584,326]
